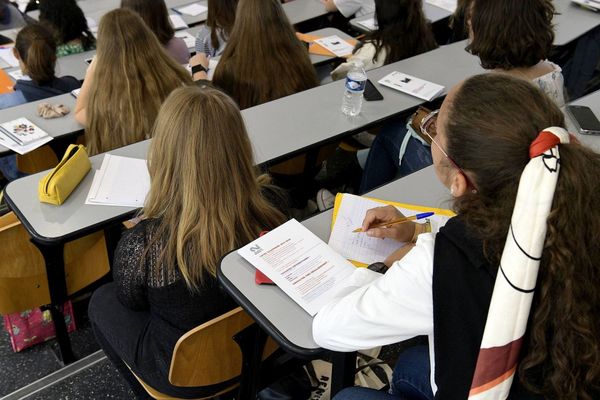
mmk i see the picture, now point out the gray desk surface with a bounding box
[554,0,600,47]
[5,140,149,243]
[219,165,450,352]
[283,0,329,26]
[244,40,483,165]
[566,89,600,152]
[350,3,453,33]
[0,93,82,155]
[28,0,327,28]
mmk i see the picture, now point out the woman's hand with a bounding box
[361,205,416,243]
[189,53,209,81]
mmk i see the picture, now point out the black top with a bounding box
[112,219,238,383]
[14,76,80,102]
[432,217,542,399]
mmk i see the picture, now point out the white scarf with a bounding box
[468,127,570,399]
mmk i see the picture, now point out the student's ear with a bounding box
[450,171,469,197]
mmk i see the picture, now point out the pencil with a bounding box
[352,212,434,233]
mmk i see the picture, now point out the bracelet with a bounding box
[410,221,431,243]
[191,64,208,75]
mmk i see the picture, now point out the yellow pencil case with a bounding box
[38,144,91,205]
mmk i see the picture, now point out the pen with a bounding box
[352,212,435,233]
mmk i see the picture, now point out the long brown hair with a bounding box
[120,0,174,45]
[143,86,286,288]
[84,9,191,155]
[445,74,600,399]
[466,0,555,70]
[14,24,57,84]
[354,0,437,64]
[206,0,238,50]
[212,0,318,109]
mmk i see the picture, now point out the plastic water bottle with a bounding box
[341,60,367,117]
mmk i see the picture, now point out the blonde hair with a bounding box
[143,86,287,289]
[84,9,192,155]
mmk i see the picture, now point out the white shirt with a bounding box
[312,233,438,394]
[333,0,375,18]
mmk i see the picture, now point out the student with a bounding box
[191,0,318,109]
[0,24,80,181]
[360,0,565,193]
[38,0,95,57]
[194,0,238,58]
[120,0,190,64]
[74,9,192,155]
[323,0,374,18]
[0,0,25,30]
[314,74,600,400]
[331,0,437,80]
[88,85,288,398]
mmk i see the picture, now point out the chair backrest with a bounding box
[0,211,110,314]
[16,145,59,175]
[169,307,278,388]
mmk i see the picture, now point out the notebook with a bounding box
[571,0,600,11]
[328,193,454,266]
[85,154,150,207]
[0,46,19,67]
[174,3,207,16]
[0,118,53,155]
[426,0,458,12]
[356,17,377,31]
[169,14,189,30]
[378,71,445,101]
[174,31,196,49]
[0,69,14,94]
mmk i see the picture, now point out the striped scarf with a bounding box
[468,127,570,399]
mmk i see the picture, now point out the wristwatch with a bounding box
[191,64,208,75]
[367,262,388,274]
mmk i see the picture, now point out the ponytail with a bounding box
[15,24,57,84]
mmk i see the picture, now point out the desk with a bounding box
[350,3,453,33]
[3,49,94,79]
[565,89,600,152]
[244,40,483,165]
[27,0,328,28]
[554,0,600,46]
[305,28,355,66]
[282,0,329,25]
[218,165,450,395]
[3,141,149,363]
[0,93,82,156]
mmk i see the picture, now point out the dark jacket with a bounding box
[14,76,80,102]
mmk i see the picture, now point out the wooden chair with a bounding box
[16,145,59,175]
[0,211,110,315]
[130,307,279,400]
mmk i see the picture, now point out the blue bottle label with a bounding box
[345,77,366,92]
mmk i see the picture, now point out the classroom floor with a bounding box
[0,298,134,399]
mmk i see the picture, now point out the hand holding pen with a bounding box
[358,205,434,242]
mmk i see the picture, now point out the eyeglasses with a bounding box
[420,109,477,192]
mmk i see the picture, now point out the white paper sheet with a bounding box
[0,117,50,145]
[314,35,354,57]
[426,0,457,12]
[71,88,81,98]
[0,132,52,155]
[175,3,207,16]
[169,14,189,30]
[238,219,357,316]
[174,31,196,48]
[0,46,19,67]
[356,17,377,31]
[378,71,445,101]
[85,154,150,207]
[8,69,23,80]
[328,194,451,265]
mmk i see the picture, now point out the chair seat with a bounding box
[129,367,238,400]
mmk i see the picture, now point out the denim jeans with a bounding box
[0,154,26,181]
[333,345,433,400]
[360,118,433,193]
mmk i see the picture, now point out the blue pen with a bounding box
[353,211,435,233]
